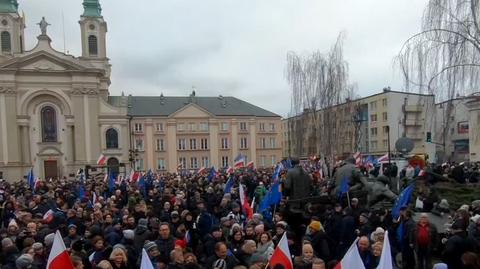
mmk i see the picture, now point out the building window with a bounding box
[1,31,11,52]
[105,128,118,149]
[155,123,164,132]
[383,139,388,148]
[221,156,229,167]
[270,137,276,148]
[371,141,377,150]
[177,123,185,131]
[383,126,389,134]
[157,159,166,170]
[370,101,377,110]
[135,139,144,151]
[240,122,247,131]
[201,156,209,167]
[370,128,377,137]
[156,139,165,151]
[382,112,388,121]
[271,155,276,165]
[260,155,266,167]
[88,35,98,56]
[41,106,57,142]
[260,137,267,149]
[178,139,186,150]
[200,138,208,150]
[370,114,377,122]
[221,138,229,149]
[135,159,144,171]
[179,157,186,169]
[188,123,196,131]
[221,122,229,131]
[259,123,265,131]
[134,123,143,133]
[190,139,197,150]
[190,157,198,169]
[240,137,248,149]
[382,98,387,107]
[199,122,209,131]
[270,123,275,131]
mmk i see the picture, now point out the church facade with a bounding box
[0,0,283,181]
[0,0,129,181]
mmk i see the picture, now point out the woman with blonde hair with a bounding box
[96,260,113,269]
[108,247,128,269]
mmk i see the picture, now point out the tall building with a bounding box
[0,0,281,181]
[283,89,436,159]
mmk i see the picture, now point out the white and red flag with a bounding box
[238,183,253,219]
[43,209,55,224]
[334,238,365,269]
[353,152,362,167]
[97,154,107,166]
[46,230,75,269]
[226,166,234,174]
[377,153,390,163]
[233,154,245,169]
[269,232,293,269]
[246,161,255,169]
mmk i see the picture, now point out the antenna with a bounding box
[62,11,66,53]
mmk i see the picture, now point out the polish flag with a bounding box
[239,184,253,220]
[334,238,365,269]
[418,169,426,177]
[140,248,155,269]
[43,209,55,224]
[234,154,245,169]
[353,152,362,167]
[226,166,234,174]
[269,232,293,269]
[197,167,207,175]
[97,154,107,166]
[376,231,393,269]
[46,230,75,269]
[377,153,390,163]
[92,192,97,205]
[246,161,255,169]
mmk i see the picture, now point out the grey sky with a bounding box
[21,0,428,117]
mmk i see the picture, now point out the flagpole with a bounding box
[346,190,351,208]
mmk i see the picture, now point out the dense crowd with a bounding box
[0,158,479,269]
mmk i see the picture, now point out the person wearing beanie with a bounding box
[1,237,19,269]
[143,240,160,268]
[120,229,137,268]
[15,254,33,269]
[63,224,81,248]
[305,220,331,262]
[134,218,153,253]
[32,242,47,269]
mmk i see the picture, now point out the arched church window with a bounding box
[88,35,98,56]
[41,106,57,142]
[1,31,11,52]
[106,128,119,149]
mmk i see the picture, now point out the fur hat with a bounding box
[123,229,134,240]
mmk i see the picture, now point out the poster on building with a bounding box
[458,121,469,134]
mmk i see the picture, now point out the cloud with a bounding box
[20,0,428,117]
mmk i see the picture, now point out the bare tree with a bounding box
[397,0,480,161]
[286,33,356,159]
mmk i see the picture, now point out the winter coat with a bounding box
[133,226,153,253]
[305,231,331,261]
[155,236,175,264]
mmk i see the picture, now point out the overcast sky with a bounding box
[21,0,428,117]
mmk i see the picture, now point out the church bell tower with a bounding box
[79,0,107,59]
[0,0,25,57]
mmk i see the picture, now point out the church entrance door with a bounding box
[44,160,58,179]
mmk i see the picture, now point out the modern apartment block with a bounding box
[117,94,283,172]
[283,89,436,159]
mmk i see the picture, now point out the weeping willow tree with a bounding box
[286,33,356,158]
[397,0,480,160]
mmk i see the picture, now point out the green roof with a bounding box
[0,0,17,13]
[108,95,280,118]
[82,0,102,18]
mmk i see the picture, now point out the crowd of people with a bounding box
[0,157,479,269]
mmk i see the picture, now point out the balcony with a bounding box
[404,105,423,113]
[404,119,423,126]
